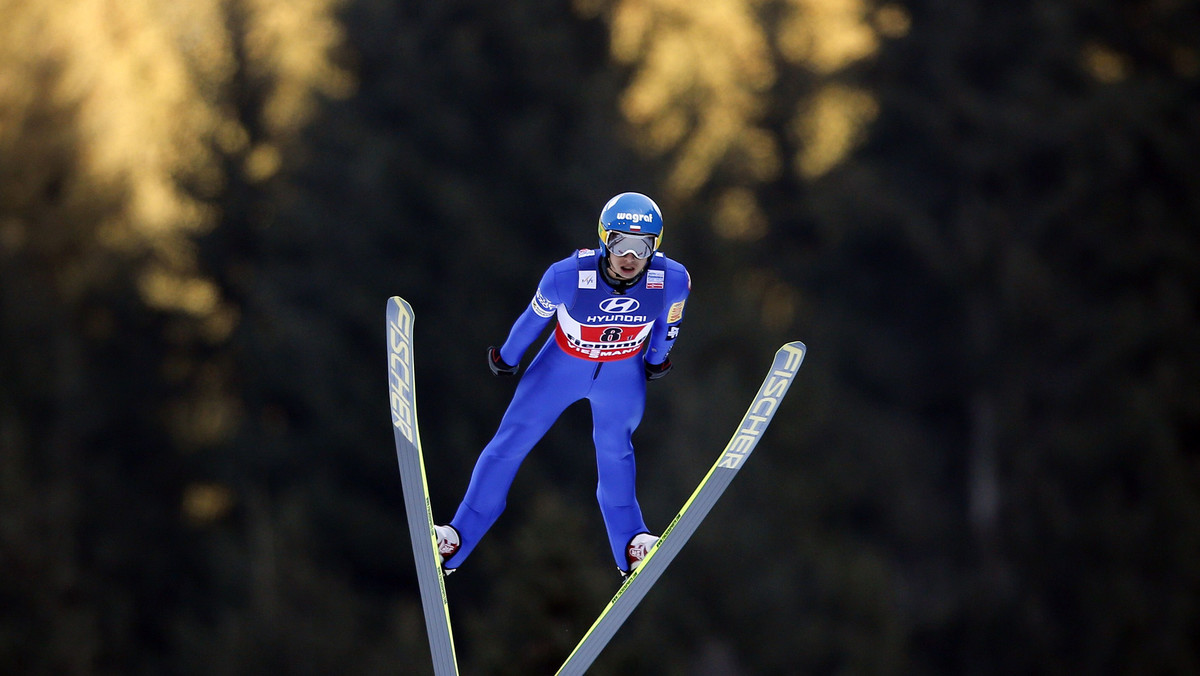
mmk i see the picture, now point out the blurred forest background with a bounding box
[2,0,1198,674]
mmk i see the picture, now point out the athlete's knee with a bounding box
[593,437,636,468]
[486,421,543,459]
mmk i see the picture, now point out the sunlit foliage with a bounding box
[792,82,879,179]
[781,0,899,179]
[576,0,779,205]
[0,0,349,316]
[0,0,350,457]
[578,0,910,246]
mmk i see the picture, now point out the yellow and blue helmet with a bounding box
[597,192,664,259]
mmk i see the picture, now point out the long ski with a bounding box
[555,341,807,676]
[386,296,459,676]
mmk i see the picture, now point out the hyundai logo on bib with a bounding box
[599,298,640,314]
[589,296,646,323]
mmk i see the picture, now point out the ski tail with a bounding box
[555,341,807,675]
[387,297,459,676]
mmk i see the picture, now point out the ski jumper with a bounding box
[446,248,690,571]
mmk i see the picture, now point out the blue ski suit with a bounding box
[446,247,690,571]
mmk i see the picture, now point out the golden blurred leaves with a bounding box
[603,0,779,201]
[712,187,768,241]
[577,0,911,333]
[793,83,879,179]
[0,0,351,314]
[581,0,909,242]
[241,0,355,137]
[780,0,880,75]
[182,482,237,525]
[1081,42,1130,84]
[0,0,349,452]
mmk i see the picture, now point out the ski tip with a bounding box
[388,296,416,320]
[773,342,807,373]
[779,341,807,358]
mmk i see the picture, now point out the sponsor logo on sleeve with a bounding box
[666,325,679,340]
[531,289,556,318]
[667,300,686,323]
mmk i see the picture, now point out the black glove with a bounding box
[487,346,518,377]
[644,357,673,381]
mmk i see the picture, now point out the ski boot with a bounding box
[620,532,659,578]
[434,524,460,576]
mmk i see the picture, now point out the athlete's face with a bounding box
[607,251,649,280]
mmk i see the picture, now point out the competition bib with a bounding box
[553,303,653,362]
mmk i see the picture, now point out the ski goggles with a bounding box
[606,232,657,259]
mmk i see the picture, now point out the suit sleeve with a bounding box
[645,265,690,365]
[498,263,561,365]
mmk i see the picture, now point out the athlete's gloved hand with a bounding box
[487,346,518,377]
[644,357,673,381]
